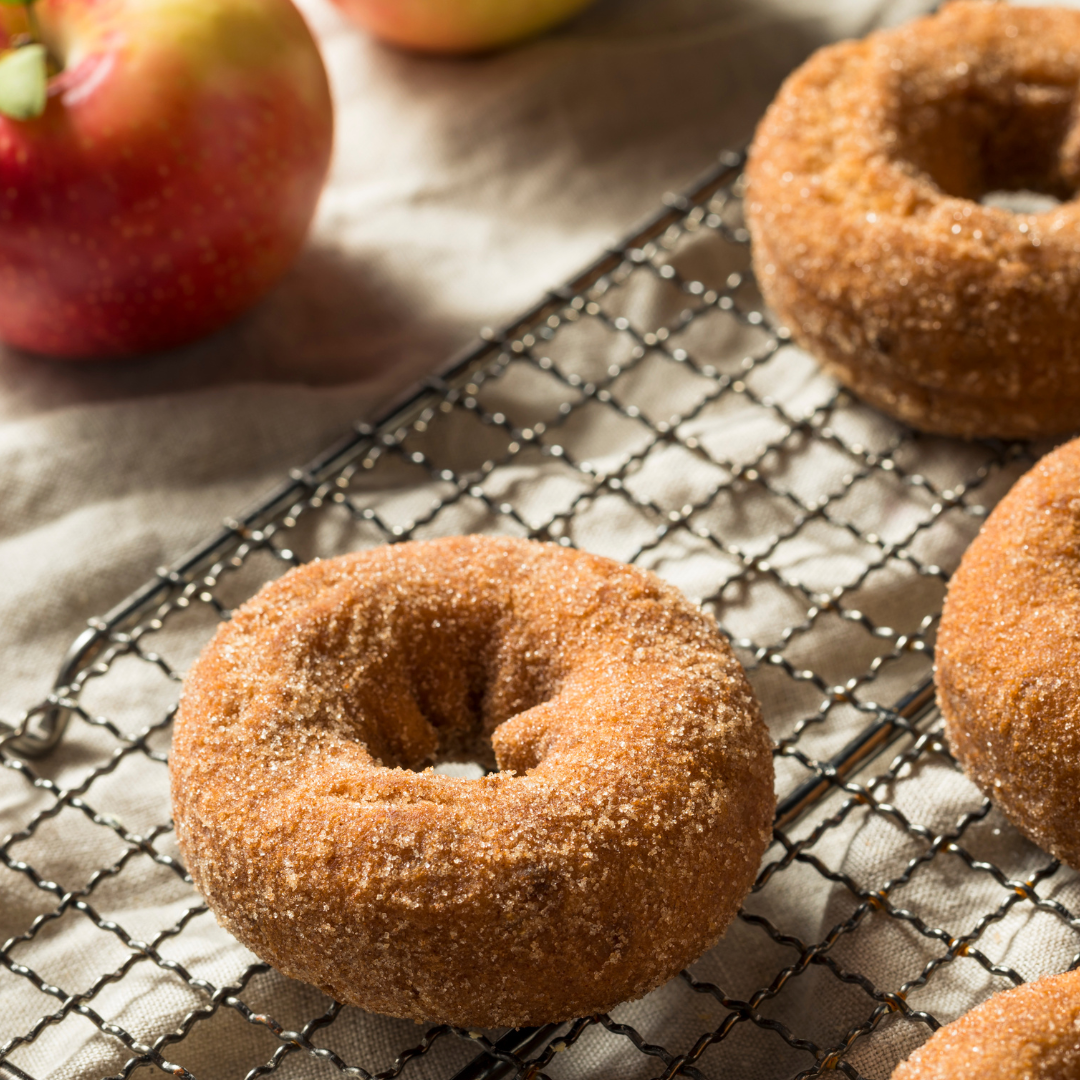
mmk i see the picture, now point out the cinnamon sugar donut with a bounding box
[936,436,1080,868]
[169,536,774,1026]
[746,2,1080,438]
[891,969,1080,1079]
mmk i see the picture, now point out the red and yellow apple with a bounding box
[327,0,596,54]
[0,0,333,359]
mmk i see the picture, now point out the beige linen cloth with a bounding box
[3,1,1079,1078]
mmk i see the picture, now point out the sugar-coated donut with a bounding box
[170,536,775,1026]
[746,2,1080,439]
[936,437,1080,868]
[891,969,1080,1079]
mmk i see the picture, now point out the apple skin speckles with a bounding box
[0,0,332,359]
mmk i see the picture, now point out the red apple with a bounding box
[328,0,595,54]
[0,0,333,359]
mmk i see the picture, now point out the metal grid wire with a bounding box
[2,150,1078,1080]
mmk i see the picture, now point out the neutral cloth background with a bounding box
[4,2,1078,1078]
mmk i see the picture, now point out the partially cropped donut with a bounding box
[747,2,1080,438]
[892,969,1080,1079]
[936,437,1080,869]
[170,536,775,1026]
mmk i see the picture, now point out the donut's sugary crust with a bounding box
[891,969,1080,1080]
[169,536,775,1026]
[936,437,1080,869]
[746,2,1080,439]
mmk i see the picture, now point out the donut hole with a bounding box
[980,189,1063,214]
[890,73,1080,203]
[432,760,488,779]
[324,609,560,778]
[416,690,520,777]
[359,668,538,778]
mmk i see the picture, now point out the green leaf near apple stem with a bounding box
[0,42,46,120]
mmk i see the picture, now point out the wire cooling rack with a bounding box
[2,149,1078,1080]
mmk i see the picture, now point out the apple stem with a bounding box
[13,1,58,75]
[24,3,40,44]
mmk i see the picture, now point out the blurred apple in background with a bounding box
[327,0,596,54]
[0,0,333,359]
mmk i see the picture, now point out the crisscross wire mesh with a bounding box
[2,150,1078,1080]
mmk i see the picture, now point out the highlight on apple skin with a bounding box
[327,0,596,54]
[0,0,334,360]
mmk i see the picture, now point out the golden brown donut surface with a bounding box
[891,969,1080,1080]
[746,2,1080,438]
[936,437,1080,868]
[169,536,775,1026]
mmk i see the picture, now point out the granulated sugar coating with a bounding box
[891,969,1080,1079]
[937,437,1080,870]
[746,2,1080,439]
[169,536,774,1027]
